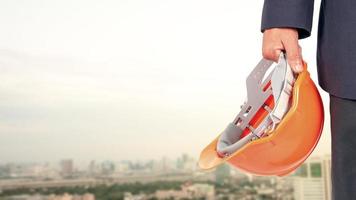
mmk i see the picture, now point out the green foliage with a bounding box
[0,181,183,200]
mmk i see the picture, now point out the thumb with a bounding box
[283,38,303,73]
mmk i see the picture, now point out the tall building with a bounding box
[88,160,97,175]
[101,161,115,174]
[176,154,196,172]
[60,159,73,177]
[215,164,231,185]
[293,155,331,200]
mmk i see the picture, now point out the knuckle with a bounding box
[262,47,279,61]
[262,47,275,59]
[262,49,269,59]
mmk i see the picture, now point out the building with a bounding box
[60,159,74,177]
[101,161,115,175]
[293,155,331,200]
[155,183,215,200]
[123,192,147,200]
[176,154,196,172]
[215,164,231,185]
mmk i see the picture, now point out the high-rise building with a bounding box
[176,154,196,172]
[101,161,115,174]
[60,159,73,177]
[293,155,331,200]
[215,164,231,185]
[88,160,97,175]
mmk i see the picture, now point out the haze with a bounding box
[0,0,329,163]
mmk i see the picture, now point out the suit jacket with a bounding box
[261,0,356,99]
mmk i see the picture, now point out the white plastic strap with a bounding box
[216,53,295,157]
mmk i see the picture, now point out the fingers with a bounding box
[262,29,284,62]
[282,32,303,73]
[262,46,283,62]
[262,28,304,73]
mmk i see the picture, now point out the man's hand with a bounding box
[262,28,304,73]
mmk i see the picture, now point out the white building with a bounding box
[293,155,331,200]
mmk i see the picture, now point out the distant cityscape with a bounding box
[0,154,331,200]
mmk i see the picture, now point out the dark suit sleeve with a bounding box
[261,0,315,39]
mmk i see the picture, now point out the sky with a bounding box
[0,0,329,163]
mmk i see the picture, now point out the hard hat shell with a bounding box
[198,65,324,176]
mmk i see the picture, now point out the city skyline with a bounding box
[0,154,331,200]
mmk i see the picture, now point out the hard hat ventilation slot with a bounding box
[263,104,272,113]
[262,81,272,92]
[243,106,252,117]
[235,118,243,126]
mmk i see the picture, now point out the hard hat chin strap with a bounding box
[217,53,296,157]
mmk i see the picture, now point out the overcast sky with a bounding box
[0,0,328,163]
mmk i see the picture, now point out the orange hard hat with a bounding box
[198,53,324,176]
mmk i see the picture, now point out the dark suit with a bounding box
[261,0,356,199]
[261,0,356,100]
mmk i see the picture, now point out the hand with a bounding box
[262,28,304,73]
